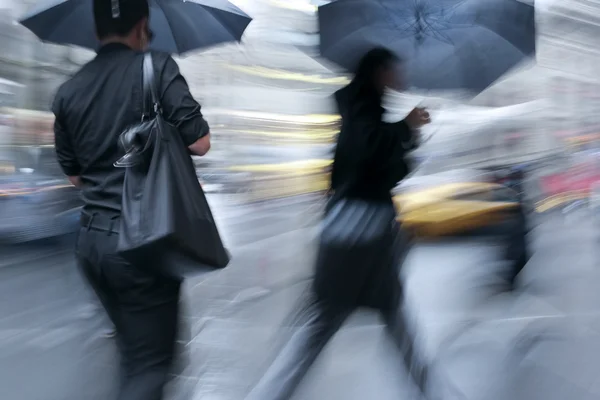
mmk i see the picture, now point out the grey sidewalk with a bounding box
[1,199,600,400]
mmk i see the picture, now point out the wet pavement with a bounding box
[0,195,599,400]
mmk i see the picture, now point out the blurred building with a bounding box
[2,0,599,178]
[405,0,600,169]
[0,0,343,191]
[176,0,343,168]
[0,1,91,110]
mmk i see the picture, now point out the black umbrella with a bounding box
[20,0,252,55]
[318,0,536,93]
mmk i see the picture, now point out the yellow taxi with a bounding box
[227,161,521,236]
[393,182,521,237]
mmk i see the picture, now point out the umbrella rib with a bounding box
[320,24,410,56]
[443,0,469,15]
[153,0,180,53]
[375,0,413,33]
[42,0,87,45]
[416,26,527,90]
[473,24,528,57]
[420,18,456,44]
[202,5,246,43]
[370,19,419,36]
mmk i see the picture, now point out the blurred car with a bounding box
[393,181,521,237]
[0,167,81,244]
[484,163,538,214]
[536,157,600,213]
[227,160,525,237]
[488,165,526,195]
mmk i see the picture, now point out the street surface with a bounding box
[0,194,599,400]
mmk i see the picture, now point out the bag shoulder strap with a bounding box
[142,53,161,119]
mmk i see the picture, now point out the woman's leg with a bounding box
[378,223,429,395]
[381,301,429,394]
[245,294,351,400]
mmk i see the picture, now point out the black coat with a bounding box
[329,85,417,204]
[315,86,416,308]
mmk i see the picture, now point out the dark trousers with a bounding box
[504,206,530,286]
[76,225,181,400]
[246,222,428,400]
[245,295,427,400]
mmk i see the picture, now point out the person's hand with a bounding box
[405,107,431,130]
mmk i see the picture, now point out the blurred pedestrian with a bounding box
[246,48,431,400]
[504,199,530,290]
[51,0,211,399]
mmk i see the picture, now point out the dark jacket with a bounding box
[329,85,417,204]
[52,43,209,216]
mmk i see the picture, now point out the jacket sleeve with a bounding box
[52,91,81,177]
[366,119,417,173]
[156,55,210,147]
[383,120,419,151]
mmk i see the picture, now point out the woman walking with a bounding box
[246,47,432,399]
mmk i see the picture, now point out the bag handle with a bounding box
[142,53,161,120]
[114,54,164,168]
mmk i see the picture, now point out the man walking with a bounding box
[52,1,211,399]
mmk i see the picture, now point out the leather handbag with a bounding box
[114,53,230,278]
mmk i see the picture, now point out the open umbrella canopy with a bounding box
[318,0,536,93]
[20,0,252,55]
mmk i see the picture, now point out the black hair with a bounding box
[353,47,400,81]
[346,47,401,104]
[94,0,150,40]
